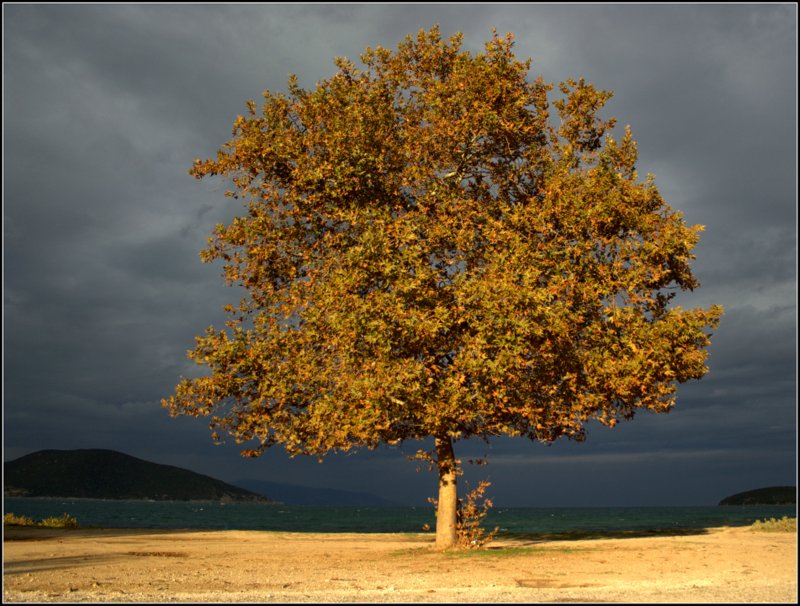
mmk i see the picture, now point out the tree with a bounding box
[163,26,723,550]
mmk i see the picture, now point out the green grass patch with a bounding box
[750,516,796,532]
[392,532,430,540]
[391,544,593,559]
[442,545,593,558]
[4,512,79,529]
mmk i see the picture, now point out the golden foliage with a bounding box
[163,25,722,461]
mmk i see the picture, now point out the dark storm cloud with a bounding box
[3,4,795,505]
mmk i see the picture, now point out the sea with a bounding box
[3,498,796,535]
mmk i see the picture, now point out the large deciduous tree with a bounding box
[164,27,723,549]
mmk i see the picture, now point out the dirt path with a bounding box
[3,525,796,602]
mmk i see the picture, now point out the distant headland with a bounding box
[3,449,272,502]
[718,486,796,506]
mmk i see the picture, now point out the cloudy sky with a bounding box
[3,3,796,507]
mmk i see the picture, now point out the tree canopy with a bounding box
[164,26,723,549]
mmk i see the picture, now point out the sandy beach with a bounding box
[3,525,796,603]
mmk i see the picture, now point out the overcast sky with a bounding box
[3,3,796,507]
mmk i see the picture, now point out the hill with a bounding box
[4,449,271,502]
[235,479,401,506]
[719,486,796,506]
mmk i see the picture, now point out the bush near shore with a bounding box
[750,516,796,532]
[4,512,80,529]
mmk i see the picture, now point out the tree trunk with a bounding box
[434,434,458,550]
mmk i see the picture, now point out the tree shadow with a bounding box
[3,526,203,542]
[4,553,135,575]
[493,526,713,546]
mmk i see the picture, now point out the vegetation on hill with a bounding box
[719,486,795,506]
[3,449,271,502]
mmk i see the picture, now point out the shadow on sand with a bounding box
[494,526,713,546]
[3,525,202,542]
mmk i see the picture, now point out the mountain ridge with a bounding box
[4,449,270,502]
[234,478,402,507]
[718,486,795,506]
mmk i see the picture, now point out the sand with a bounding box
[3,525,796,603]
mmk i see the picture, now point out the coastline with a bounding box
[6,498,796,536]
[3,494,274,504]
[4,525,796,603]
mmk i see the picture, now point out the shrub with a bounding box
[40,513,80,529]
[456,481,500,549]
[4,512,37,527]
[4,511,79,529]
[750,516,796,532]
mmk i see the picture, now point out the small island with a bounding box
[718,486,796,506]
[4,449,271,502]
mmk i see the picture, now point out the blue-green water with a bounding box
[4,498,795,534]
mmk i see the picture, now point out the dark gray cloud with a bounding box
[3,4,795,506]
